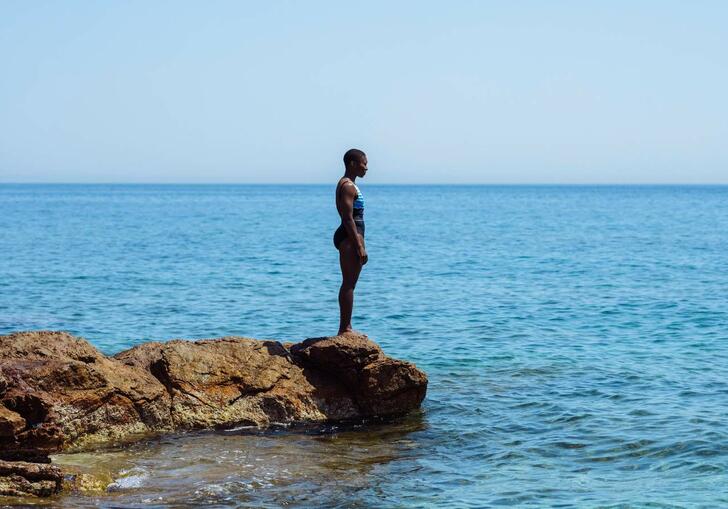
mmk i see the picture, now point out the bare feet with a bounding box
[337,329,367,337]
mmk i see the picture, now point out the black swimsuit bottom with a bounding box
[333,210,365,250]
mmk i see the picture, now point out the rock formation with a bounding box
[0,330,427,497]
[0,331,171,462]
[0,459,63,497]
[290,335,428,416]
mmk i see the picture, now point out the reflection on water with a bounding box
[49,413,427,508]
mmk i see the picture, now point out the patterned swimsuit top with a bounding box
[352,184,364,213]
[339,179,364,218]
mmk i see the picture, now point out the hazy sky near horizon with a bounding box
[1,1,726,184]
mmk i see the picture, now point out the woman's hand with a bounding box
[358,246,368,265]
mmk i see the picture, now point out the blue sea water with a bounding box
[1,184,728,508]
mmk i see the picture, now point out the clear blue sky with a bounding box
[1,1,726,184]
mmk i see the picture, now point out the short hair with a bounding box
[343,148,366,168]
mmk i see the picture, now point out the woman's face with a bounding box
[356,156,368,178]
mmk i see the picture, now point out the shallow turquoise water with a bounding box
[1,184,727,508]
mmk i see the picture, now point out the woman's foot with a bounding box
[336,328,366,337]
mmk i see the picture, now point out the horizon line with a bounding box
[1,182,728,187]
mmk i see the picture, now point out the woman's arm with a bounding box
[339,183,368,264]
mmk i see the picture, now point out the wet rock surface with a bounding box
[0,459,63,497]
[0,330,427,497]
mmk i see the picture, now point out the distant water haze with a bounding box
[1,2,727,184]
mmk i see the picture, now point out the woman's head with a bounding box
[343,148,367,178]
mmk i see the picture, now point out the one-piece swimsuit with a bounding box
[333,179,365,249]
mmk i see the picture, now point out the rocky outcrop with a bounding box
[114,338,359,429]
[0,406,25,438]
[0,331,172,462]
[0,459,63,497]
[290,335,428,416]
[0,331,427,470]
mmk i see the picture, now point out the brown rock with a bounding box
[1,330,427,469]
[0,459,62,497]
[116,337,357,428]
[0,331,172,461]
[290,333,428,417]
[290,333,383,388]
[0,405,25,437]
[356,358,429,415]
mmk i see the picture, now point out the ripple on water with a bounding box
[107,468,150,490]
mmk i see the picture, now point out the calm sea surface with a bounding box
[1,184,727,508]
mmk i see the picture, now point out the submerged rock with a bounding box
[63,471,114,494]
[0,331,427,484]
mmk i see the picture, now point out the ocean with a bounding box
[1,184,727,508]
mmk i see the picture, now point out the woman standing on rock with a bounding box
[334,149,368,335]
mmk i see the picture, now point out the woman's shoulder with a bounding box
[337,178,357,192]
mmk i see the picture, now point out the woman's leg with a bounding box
[338,235,363,335]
